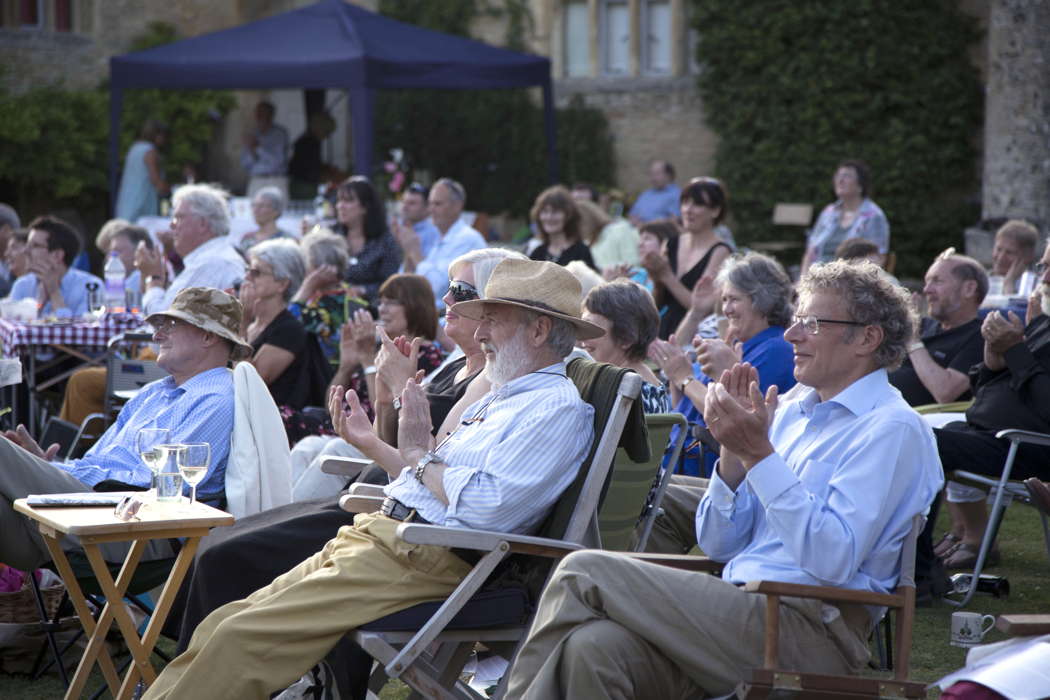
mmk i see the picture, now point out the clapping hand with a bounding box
[376,327,424,395]
[339,309,377,369]
[703,362,777,469]
[696,337,742,380]
[648,335,694,389]
[134,241,166,280]
[981,310,1025,355]
[328,385,378,449]
[397,378,434,465]
[296,264,340,301]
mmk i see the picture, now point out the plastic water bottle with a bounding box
[104,252,126,313]
[314,184,328,221]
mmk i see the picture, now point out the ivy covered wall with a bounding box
[690,0,984,277]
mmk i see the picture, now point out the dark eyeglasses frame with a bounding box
[447,280,479,303]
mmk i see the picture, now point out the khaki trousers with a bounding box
[58,365,107,426]
[143,512,472,700]
[631,475,708,554]
[505,550,871,699]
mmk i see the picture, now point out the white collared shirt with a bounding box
[142,236,246,316]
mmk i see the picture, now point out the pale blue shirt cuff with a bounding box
[745,452,798,507]
[706,465,739,515]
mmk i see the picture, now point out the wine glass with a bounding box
[136,428,171,499]
[177,442,210,506]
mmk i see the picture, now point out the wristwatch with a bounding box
[680,375,695,391]
[363,365,377,376]
[907,341,925,354]
[414,451,441,482]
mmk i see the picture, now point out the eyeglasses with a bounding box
[406,182,427,196]
[152,317,186,335]
[114,495,144,522]
[245,267,273,280]
[447,280,479,303]
[791,314,867,335]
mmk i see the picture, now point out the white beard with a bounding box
[483,327,533,387]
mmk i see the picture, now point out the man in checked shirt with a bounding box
[144,259,603,700]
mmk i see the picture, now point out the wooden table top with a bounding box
[14,497,234,538]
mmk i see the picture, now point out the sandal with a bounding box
[933,532,961,558]
[942,541,1001,570]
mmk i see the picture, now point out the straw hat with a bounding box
[452,258,605,340]
[146,286,254,359]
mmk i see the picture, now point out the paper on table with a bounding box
[0,358,21,388]
[935,635,1050,699]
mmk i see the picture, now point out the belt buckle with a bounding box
[380,498,395,518]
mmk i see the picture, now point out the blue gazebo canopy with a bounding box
[108,0,557,206]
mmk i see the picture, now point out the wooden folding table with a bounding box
[14,498,234,699]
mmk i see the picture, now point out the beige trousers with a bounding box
[505,550,871,699]
[143,512,472,700]
[631,474,709,554]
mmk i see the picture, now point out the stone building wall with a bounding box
[981,0,1050,231]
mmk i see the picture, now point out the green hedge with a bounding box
[375,0,615,217]
[690,0,983,278]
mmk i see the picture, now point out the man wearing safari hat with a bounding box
[0,287,251,571]
[144,259,602,699]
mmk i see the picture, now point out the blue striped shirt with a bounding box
[60,367,235,498]
[386,363,594,534]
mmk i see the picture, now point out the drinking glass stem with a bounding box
[190,484,197,505]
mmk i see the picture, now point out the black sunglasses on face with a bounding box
[447,280,479,303]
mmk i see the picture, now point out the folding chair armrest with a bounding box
[321,456,375,476]
[395,522,584,558]
[742,580,905,609]
[996,614,1050,636]
[995,429,1050,448]
[346,483,385,497]
[339,494,385,513]
[624,553,724,573]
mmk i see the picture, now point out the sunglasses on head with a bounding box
[447,280,479,303]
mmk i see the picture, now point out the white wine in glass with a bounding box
[177,442,210,506]
[136,428,171,499]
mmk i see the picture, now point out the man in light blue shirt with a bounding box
[144,259,603,699]
[628,159,681,225]
[402,178,486,309]
[9,216,102,318]
[0,286,252,572]
[505,260,945,699]
[392,183,440,261]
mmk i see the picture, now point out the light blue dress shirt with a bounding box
[413,218,441,259]
[10,267,104,318]
[60,367,235,498]
[385,363,595,534]
[414,219,486,309]
[697,369,944,617]
[629,184,681,223]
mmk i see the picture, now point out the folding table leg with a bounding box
[40,531,123,699]
[82,541,159,700]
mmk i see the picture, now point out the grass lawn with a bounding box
[2,501,1046,698]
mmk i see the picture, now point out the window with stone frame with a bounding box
[564,0,590,77]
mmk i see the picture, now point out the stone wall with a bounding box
[981,0,1050,231]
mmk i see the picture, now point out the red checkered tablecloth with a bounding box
[0,314,146,357]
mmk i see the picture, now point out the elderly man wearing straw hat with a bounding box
[0,287,251,571]
[143,259,602,700]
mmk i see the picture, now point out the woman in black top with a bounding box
[528,185,598,271]
[643,177,733,338]
[239,238,329,411]
[332,176,402,304]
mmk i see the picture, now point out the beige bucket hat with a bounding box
[452,258,605,340]
[145,286,253,359]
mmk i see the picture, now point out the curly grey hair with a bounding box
[715,252,794,328]
[253,186,286,216]
[250,238,306,303]
[449,247,528,295]
[173,183,231,238]
[799,259,916,370]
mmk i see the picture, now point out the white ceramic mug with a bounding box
[950,611,995,647]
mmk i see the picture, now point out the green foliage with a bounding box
[376,0,615,217]
[0,21,233,222]
[690,0,983,278]
[117,22,236,183]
